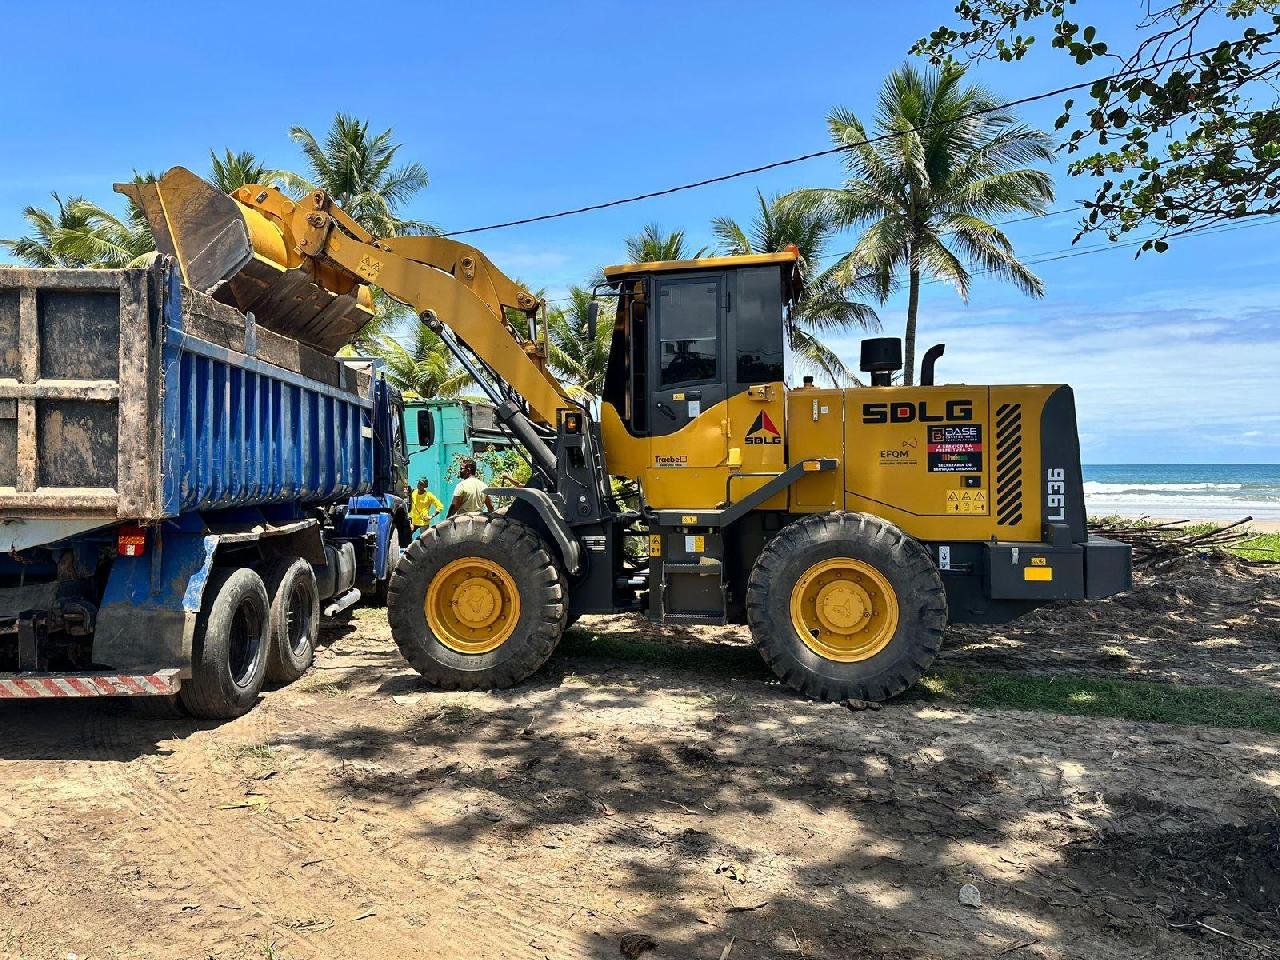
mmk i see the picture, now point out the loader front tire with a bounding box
[387,515,567,690]
[181,567,271,720]
[747,512,947,703]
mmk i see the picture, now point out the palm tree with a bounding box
[209,149,275,193]
[275,113,433,237]
[1,190,154,268]
[275,114,434,348]
[372,323,472,399]
[712,190,879,384]
[546,285,612,401]
[1,193,95,266]
[791,63,1053,384]
[623,223,706,263]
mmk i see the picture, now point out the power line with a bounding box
[814,204,1086,265]
[374,215,1279,352]
[535,202,1080,302]
[440,33,1277,238]
[920,214,1280,287]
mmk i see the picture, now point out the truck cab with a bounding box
[403,399,518,497]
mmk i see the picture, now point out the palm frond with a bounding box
[286,113,431,239]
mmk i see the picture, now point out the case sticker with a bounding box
[685,535,705,553]
[928,424,983,473]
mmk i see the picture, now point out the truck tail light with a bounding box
[118,525,148,557]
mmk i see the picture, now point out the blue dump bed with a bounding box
[0,255,374,530]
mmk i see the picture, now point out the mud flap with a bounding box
[93,523,218,674]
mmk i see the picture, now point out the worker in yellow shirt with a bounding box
[409,478,444,537]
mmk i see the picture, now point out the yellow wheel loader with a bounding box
[127,167,1131,703]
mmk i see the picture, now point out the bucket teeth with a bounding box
[116,167,373,354]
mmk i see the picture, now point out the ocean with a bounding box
[1083,464,1280,521]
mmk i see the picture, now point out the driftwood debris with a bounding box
[1089,516,1277,568]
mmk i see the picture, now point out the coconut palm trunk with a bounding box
[905,262,921,386]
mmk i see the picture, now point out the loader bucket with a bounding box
[117,167,374,354]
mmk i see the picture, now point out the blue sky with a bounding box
[2,1,1276,463]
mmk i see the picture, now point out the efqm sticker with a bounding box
[927,424,983,473]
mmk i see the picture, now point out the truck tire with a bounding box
[388,515,567,690]
[746,512,947,703]
[263,557,320,685]
[180,567,271,720]
[374,529,402,606]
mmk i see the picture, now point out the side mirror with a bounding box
[416,409,435,449]
[587,300,599,342]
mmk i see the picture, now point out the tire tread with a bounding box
[387,516,566,690]
[746,512,947,703]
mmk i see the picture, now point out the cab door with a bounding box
[650,274,725,436]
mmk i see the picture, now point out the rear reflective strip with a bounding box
[0,671,180,698]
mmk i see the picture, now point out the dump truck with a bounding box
[404,398,518,505]
[0,254,408,718]
[120,166,1132,704]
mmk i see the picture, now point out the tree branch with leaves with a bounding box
[914,1,1280,252]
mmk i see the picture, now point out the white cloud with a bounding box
[826,292,1280,463]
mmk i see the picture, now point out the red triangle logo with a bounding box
[749,411,780,436]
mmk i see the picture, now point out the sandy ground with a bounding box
[1238,519,1278,533]
[1,558,1278,960]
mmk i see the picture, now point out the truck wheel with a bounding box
[180,567,271,720]
[746,512,947,703]
[388,515,566,690]
[263,557,320,685]
[374,529,402,606]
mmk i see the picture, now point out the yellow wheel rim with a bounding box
[789,557,899,662]
[425,557,521,655]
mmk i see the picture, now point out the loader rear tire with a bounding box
[180,567,271,720]
[263,557,320,686]
[387,515,567,690]
[747,512,947,703]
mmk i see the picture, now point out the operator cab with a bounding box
[600,250,803,437]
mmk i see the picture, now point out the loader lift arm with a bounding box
[236,183,577,427]
[122,166,576,428]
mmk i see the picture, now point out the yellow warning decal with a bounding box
[356,255,383,281]
[672,392,685,401]
[1030,556,1047,566]
[649,534,662,556]
[681,515,699,525]
[945,489,987,514]
[685,535,705,553]
[1024,567,1053,581]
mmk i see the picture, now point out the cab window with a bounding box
[657,278,719,386]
